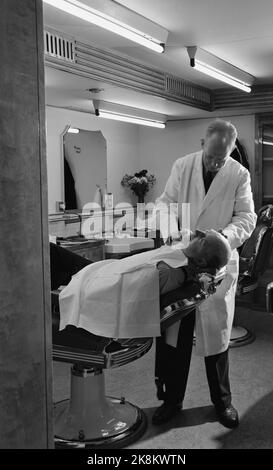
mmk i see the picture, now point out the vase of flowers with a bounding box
[121,170,156,203]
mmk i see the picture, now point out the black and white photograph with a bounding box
[1,0,273,457]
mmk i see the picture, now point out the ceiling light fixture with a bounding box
[91,99,166,128]
[43,0,167,53]
[97,110,166,128]
[187,46,254,93]
[193,61,251,93]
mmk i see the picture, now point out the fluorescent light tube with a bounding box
[43,0,164,53]
[98,110,166,128]
[262,140,273,146]
[193,60,251,93]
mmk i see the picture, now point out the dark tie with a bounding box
[203,165,216,194]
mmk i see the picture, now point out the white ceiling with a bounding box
[43,0,273,120]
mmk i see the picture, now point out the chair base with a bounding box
[54,365,147,449]
[54,397,147,449]
[229,325,255,348]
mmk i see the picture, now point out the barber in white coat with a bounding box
[152,119,257,429]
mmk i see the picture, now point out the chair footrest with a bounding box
[53,337,153,369]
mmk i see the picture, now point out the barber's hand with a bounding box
[166,229,194,246]
[181,229,195,240]
[165,232,182,246]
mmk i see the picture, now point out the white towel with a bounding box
[59,246,188,339]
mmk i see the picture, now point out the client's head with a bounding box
[183,229,231,270]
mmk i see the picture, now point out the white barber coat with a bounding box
[155,151,257,356]
[59,246,188,339]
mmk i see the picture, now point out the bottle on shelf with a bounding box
[94,185,103,208]
[104,180,113,210]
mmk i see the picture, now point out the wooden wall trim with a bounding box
[0,0,53,448]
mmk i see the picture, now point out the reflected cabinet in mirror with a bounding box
[62,127,107,211]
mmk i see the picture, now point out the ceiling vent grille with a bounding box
[44,31,212,111]
[214,85,273,110]
[165,75,212,107]
[44,30,75,62]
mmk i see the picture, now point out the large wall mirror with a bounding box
[62,126,107,211]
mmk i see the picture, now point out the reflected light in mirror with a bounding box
[67,127,80,133]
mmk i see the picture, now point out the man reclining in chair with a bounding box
[53,230,231,344]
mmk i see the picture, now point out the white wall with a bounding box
[46,106,140,213]
[138,115,255,201]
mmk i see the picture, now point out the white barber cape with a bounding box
[59,246,188,339]
[155,151,257,356]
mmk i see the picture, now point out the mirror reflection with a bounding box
[63,128,107,210]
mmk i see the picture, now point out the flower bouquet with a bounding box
[121,170,156,203]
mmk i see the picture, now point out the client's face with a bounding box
[183,229,224,267]
[183,230,207,266]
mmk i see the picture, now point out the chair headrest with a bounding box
[257,205,273,228]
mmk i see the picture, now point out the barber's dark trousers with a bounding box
[155,309,232,409]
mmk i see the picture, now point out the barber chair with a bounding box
[51,267,225,449]
[232,205,273,346]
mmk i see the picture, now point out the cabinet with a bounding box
[261,124,273,205]
[58,239,105,262]
[255,114,273,209]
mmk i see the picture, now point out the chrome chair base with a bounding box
[54,366,147,449]
[229,325,255,348]
[54,398,147,449]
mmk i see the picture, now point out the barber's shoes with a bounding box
[216,404,239,429]
[152,402,239,428]
[152,402,182,425]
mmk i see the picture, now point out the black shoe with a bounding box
[216,404,239,429]
[152,402,182,425]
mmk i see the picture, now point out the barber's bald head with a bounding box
[203,119,237,173]
[205,119,237,145]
